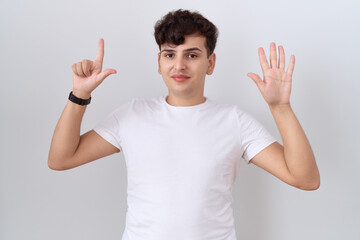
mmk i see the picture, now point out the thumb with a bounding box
[247,73,264,88]
[97,68,117,82]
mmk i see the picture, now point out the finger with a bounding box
[94,38,104,65]
[258,47,269,72]
[286,55,295,75]
[269,42,277,68]
[278,45,285,70]
[247,72,264,88]
[72,64,77,75]
[97,68,117,82]
[76,62,85,77]
[82,59,92,77]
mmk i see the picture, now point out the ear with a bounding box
[158,52,161,74]
[206,53,216,75]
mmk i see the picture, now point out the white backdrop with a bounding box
[1,0,359,239]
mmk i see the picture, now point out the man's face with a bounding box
[158,34,216,100]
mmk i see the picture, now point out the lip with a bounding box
[171,74,190,82]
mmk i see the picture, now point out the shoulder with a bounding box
[205,98,239,114]
[213,102,257,124]
[232,105,262,125]
[132,96,163,110]
[110,96,164,119]
[110,98,137,116]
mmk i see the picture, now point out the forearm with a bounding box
[269,104,320,187]
[48,99,87,169]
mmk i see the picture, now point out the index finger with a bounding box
[258,47,270,72]
[94,38,104,64]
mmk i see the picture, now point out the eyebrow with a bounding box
[160,47,202,53]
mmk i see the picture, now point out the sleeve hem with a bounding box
[243,138,277,164]
[93,127,122,151]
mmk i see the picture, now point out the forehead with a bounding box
[160,34,207,51]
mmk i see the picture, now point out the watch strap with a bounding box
[68,91,91,105]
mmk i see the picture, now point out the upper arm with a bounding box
[249,141,299,188]
[57,130,120,170]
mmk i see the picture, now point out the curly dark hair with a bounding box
[154,9,219,57]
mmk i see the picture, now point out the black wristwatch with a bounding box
[68,91,91,105]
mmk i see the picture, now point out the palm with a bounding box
[261,67,292,105]
[247,42,295,107]
[72,60,102,92]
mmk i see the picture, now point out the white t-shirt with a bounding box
[93,95,276,240]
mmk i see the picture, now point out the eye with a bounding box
[165,53,174,58]
[188,54,197,59]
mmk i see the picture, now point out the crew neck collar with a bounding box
[162,95,210,110]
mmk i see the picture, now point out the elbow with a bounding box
[47,156,68,171]
[310,170,321,190]
[293,166,321,191]
[298,181,320,191]
[48,159,62,171]
[297,176,321,191]
[312,178,321,190]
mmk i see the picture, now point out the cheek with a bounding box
[159,61,171,72]
[159,63,172,80]
[198,62,209,75]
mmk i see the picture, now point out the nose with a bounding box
[174,55,186,71]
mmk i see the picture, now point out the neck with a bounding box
[165,94,206,107]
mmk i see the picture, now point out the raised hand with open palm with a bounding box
[247,42,295,108]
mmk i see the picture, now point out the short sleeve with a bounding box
[236,107,277,164]
[93,99,134,151]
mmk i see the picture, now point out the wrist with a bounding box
[269,103,292,113]
[69,91,91,106]
[72,89,91,99]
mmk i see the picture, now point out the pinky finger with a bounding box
[286,55,295,75]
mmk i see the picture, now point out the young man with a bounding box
[48,9,320,240]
